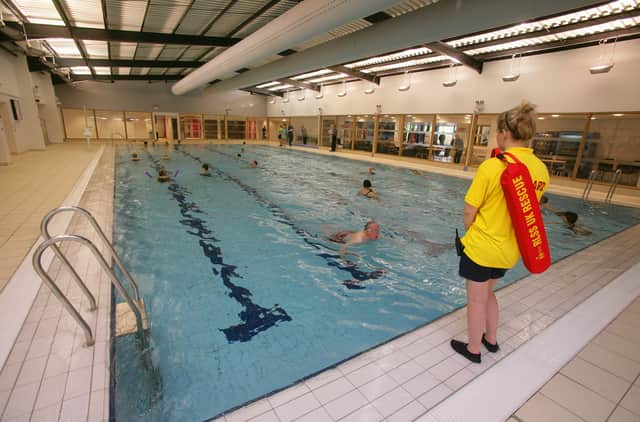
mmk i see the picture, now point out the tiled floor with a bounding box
[0,147,113,422]
[0,141,638,422]
[0,144,100,290]
[512,297,640,422]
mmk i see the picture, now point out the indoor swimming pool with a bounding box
[111,144,640,421]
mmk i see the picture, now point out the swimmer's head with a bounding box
[158,169,168,176]
[540,195,549,204]
[251,160,258,167]
[368,167,376,174]
[562,211,578,225]
[364,221,380,240]
[131,153,138,158]
[363,180,372,188]
[202,163,209,170]
[237,153,242,158]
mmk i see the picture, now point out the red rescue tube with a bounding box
[497,151,551,273]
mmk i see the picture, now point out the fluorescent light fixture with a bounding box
[538,117,545,120]
[398,71,411,92]
[589,63,614,74]
[315,83,324,99]
[551,114,560,117]
[297,90,306,101]
[364,82,376,94]
[502,74,520,82]
[337,80,347,97]
[257,81,279,88]
[612,113,624,116]
[443,64,457,87]
[442,80,457,87]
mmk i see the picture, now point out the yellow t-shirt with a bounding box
[462,147,549,268]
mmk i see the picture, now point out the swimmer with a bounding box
[200,163,211,176]
[249,160,258,168]
[131,153,140,162]
[236,153,242,159]
[541,196,591,235]
[357,180,378,199]
[143,140,148,147]
[328,220,380,256]
[411,169,422,176]
[165,141,169,146]
[368,167,376,175]
[161,154,169,160]
[157,168,170,182]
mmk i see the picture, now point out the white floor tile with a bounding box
[607,406,640,422]
[578,343,640,383]
[385,400,427,422]
[64,366,92,400]
[0,364,21,392]
[620,385,640,415]
[87,389,105,422]
[273,392,321,422]
[304,369,343,391]
[267,382,309,408]
[402,370,440,399]
[370,386,413,417]
[311,377,354,405]
[443,367,475,391]
[60,393,90,422]
[428,357,464,382]
[34,372,66,410]
[541,374,616,422]
[515,393,583,422]
[345,362,385,387]
[30,403,61,422]
[560,357,630,403]
[323,389,368,421]
[16,356,47,386]
[3,382,39,419]
[387,359,425,385]
[226,400,272,422]
[358,373,398,402]
[293,406,333,422]
[338,403,383,422]
[417,383,453,410]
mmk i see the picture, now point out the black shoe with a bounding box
[482,334,500,353]
[450,339,481,363]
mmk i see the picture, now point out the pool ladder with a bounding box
[32,206,147,348]
[582,169,622,204]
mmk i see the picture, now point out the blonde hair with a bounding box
[498,101,537,141]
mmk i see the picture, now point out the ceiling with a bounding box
[0,0,639,90]
[0,0,437,82]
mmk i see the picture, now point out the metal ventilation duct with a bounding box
[171,0,404,95]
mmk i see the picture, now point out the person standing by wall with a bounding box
[301,125,308,145]
[453,131,465,163]
[329,124,337,152]
[287,123,294,146]
[450,101,549,364]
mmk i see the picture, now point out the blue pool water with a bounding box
[112,145,640,421]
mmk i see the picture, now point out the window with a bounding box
[203,115,221,139]
[401,114,434,160]
[125,112,152,140]
[94,110,125,140]
[533,114,589,178]
[180,115,202,139]
[354,115,374,152]
[376,116,399,156]
[62,108,96,139]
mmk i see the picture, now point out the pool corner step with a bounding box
[115,299,148,337]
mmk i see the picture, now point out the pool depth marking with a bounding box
[178,148,386,289]
[144,153,291,343]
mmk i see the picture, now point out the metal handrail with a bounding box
[605,169,622,204]
[33,234,146,347]
[41,206,141,305]
[582,170,598,201]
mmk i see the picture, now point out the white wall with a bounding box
[268,39,640,117]
[55,81,267,116]
[0,49,46,154]
[31,72,65,144]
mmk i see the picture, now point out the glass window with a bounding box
[203,115,221,139]
[180,115,202,139]
[94,110,125,140]
[227,116,246,140]
[401,114,434,160]
[579,113,640,187]
[354,115,374,153]
[376,115,399,156]
[320,118,336,147]
[270,118,288,142]
[336,116,353,149]
[433,114,472,164]
[245,119,257,140]
[62,108,96,139]
[290,116,317,145]
[533,114,588,178]
[468,114,498,167]
[126,112,153,140]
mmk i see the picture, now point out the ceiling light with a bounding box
[337,80,347,97]
[591,117,597,120]
[589,38,616,74]
[612,113,624,116]
[589,63,614,74]
[398,70,411,92]
[297,89,306,101]
[551,114,560,117]
[538,117,545,120]
[282,91,290,103]
[443,64,457,87]
[442,80,457,87]
[364,86,375,94]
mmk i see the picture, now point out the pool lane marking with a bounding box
[178,149,386,289]
[142,153,291,343]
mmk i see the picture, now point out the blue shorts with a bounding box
[459,251,507,282]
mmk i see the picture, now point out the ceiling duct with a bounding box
[171,0,403,96]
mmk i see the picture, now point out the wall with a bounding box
[55,80,267,116]
[0,49,46,155]
[267,39,640,117]
[31,72,65,143]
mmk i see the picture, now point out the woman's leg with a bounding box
[466,279,490,354]
[485,279,499,344]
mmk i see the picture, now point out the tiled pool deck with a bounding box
[0,142,638,422]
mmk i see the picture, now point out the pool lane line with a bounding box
[178,149,386,289]
[142,152,292,343]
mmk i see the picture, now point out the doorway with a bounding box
[153,112,181,142]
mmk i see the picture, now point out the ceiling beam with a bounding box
[423,41,483,74]
[50,0,95,79]
[327,65,380,85]
[5,22,242,46]
[277,78,320,92]
[70,75,183,81]
[241,87,284,97]
[52,58,206,68]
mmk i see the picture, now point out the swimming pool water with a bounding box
[112,144,640,421]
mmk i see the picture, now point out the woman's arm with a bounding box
[463,203,478,230]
